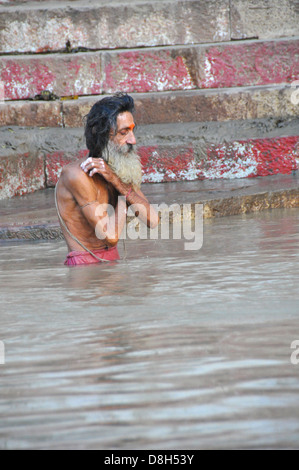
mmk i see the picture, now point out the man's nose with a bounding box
[126,130,136,146]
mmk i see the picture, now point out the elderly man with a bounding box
[56,93,159,266]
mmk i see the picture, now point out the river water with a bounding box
[0,208,299,449]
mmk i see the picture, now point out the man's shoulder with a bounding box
[59,160,106,202]
[61,161,81,178]
[60,161,87,187]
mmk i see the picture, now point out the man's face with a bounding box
[111,111,137,150]
[104,111,142,189]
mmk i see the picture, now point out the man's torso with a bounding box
[57,161,119,253]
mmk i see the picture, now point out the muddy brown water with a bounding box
[0,208,299,449]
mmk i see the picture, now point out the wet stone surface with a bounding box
[0,174,298,240]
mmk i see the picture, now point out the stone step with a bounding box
[0,0,298,54]
[1,85,298,128]
[1,174,299,242]
[0,0,125,3]
[1,119,298,199]
[1,38,298,100]
[0,0,230,54]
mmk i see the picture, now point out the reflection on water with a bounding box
[0,208,299,449]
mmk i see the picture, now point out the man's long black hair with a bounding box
[84,93,135,158]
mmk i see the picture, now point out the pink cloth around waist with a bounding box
[64,246,120,266]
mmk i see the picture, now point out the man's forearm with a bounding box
[114,197,128,238]
[106,197,127,241]
[111,175,159,228]
[95,197,127,245]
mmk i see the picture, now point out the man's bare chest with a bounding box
[92,175,118,208]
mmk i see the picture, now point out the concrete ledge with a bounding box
[0,224,64,241]
[1,38,298,100]
[43,135,298,186]
[0,119,298,198]
[0,174,298,240]
[1,84,298,128]
[1,0,298,54]
[120,86,299,126]
[0,0,230,53]
[139,136,299,183]
[0,150,45,199]
[0,100,64,127]
[0,52,103,100]
[231,0,299,40]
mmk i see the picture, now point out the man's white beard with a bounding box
[102,141,143,190]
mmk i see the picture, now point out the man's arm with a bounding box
[81,157,160,229]
[62,167,127,247]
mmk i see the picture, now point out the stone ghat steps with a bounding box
[1,38,298,101]
[0,0,298,54]
[0,0,298,200]
[0,0,299,53]
[1,1,298,133]
[0,0,129,3]
[1,118,298,200]
[1,174,299,242]
[1,85,298,128]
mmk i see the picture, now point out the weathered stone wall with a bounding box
[0,0,298,199]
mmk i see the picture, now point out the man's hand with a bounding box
[81,157,116,184]
[80,157,159,229]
